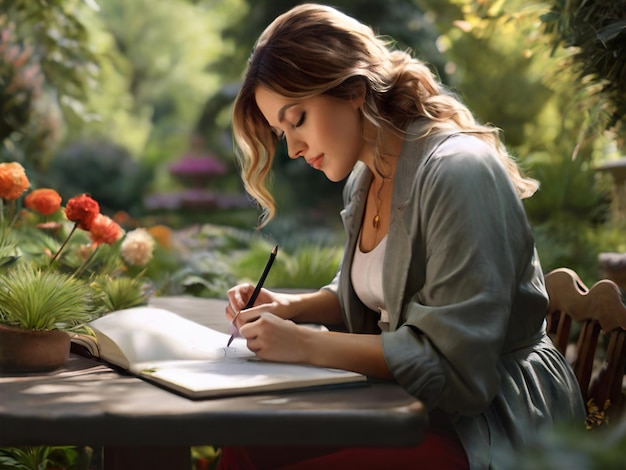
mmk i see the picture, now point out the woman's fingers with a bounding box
[233,306,263,330]
[225,283,256,320]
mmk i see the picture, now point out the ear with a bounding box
[350,80,367,109]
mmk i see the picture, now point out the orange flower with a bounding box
[65,194,99,230]
[24,188,62,216]
[113,210,132,227]
[147,224,172,248]
[89,214,124,246]
[0,162,30,200]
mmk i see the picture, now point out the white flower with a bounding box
[120,228,155,267]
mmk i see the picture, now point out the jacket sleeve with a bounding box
[381,137,536,416]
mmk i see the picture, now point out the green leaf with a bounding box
[597,20,626,44]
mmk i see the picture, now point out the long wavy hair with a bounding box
[232,3,538,226]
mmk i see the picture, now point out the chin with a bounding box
[322,168,351,183]
[323,172,343,183]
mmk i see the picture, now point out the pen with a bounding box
[227,244,278,347]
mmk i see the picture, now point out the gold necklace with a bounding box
[372,177,390,230]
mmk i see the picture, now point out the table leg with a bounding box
[103,445,191,470]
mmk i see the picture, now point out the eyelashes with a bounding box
[272,112,306,141]
[295,112,305,128]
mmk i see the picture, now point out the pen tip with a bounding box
[272,245,278,254]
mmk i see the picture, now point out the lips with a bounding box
[307,154,323,170]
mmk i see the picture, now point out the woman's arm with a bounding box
[226,285,344,325]
[287,289,345,324]
[239,312,393,379]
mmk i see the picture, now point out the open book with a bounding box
[70,306,367,399]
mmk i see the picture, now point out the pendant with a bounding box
[373,214,380,229]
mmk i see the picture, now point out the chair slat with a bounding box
[545,268,626,422]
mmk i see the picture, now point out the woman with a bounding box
[223,4,585,469]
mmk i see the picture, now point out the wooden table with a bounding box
[0,296,427,469]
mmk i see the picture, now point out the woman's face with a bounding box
[254,86,365,182]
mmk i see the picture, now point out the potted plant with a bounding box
[0,162,156,372]
[0,264,95,372]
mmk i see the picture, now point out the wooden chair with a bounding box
[544,267,626,425]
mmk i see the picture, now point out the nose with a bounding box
[285,136,305,160]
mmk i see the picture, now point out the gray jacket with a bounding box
[325,120,585,469]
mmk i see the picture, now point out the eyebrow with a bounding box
[277,103,298,123]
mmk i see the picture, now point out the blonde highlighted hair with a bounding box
[232,3,538,226]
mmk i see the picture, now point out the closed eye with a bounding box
[270,112,304,140]
[294,112,306,128]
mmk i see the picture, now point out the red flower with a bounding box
[0,162,30,200]
[89,214,124,246]
[65,194,99,230]
[24,188,62,216]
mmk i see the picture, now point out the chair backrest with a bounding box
[544,267,626,423]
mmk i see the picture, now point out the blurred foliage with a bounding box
[413,0,552,147]
[83,0,247,209]
[0,0,99,125]
[413,0,622,283]
[0,21,44,143]
[231,239,342,290]
[0,16,62,179]
[0,445,94,470]
[153,224,253,298]
[200,0,446,93]
[0,0,624,285]
[0,446,79,470]
[88,0,245,162]
[500,419,626,470]
[0,0,246,218]
[541,0,626,141]
[191,445,221,470]
[149,224,342,298]
[523,149,613,283]
[46,139,152,216]
[0,0,100,188]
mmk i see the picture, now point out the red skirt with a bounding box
[216,427,468,470]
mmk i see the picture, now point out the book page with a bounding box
[88,306,366,398]
[133,347,365,398]
[88,307,247,369]
[69,333,100,358]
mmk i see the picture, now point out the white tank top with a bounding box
[351,233,389,326]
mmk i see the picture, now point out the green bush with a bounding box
[500,420,626,470]
[231,239,342,290]
[46,140,152,216]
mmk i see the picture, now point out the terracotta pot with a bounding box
[0,324,70,372]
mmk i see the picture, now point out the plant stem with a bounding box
[74,244,100,278]
[50,223,78,265]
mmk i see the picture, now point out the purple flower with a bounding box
[169,154,226,177]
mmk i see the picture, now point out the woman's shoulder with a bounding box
[394,128,499,186]
[424,132,495,163]
[418,132,504,181]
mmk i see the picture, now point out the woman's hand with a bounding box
[225,283,295,324]
[238,312,313,363]
[234,308,392,377]
[227,285,391,376]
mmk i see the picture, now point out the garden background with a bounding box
[1,0,625,294]
[1,0,625,468]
